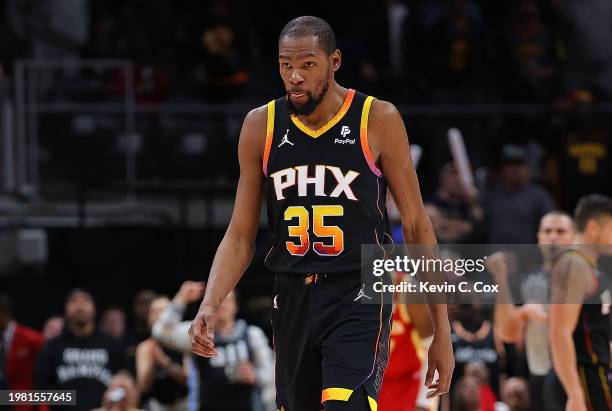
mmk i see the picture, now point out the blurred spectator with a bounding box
[359,0,413,99]
[100,306,137,375]
[500,377,530,411]
[424,162,484,243]
[35,288,126,411]
[152,282,275,411]
[0,293,44,411]
[464,362,496,411]
[552,0,612,99]
[453,375,483,411]
[424,0,486,102]
[489,211,575,411]
[194,0,255,102]
[100,306,127,340]
[93,371,142,411]
[42,316,65,341]
[136,296,188,411]
[553,91,611,210]
[484,144,555,243]
[451,304,501,398]
[503,0,560,102]
[132,289,156,343]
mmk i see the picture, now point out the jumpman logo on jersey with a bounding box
[354,284,372,301]
[278,129,294,147]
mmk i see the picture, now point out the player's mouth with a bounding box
[289,91,308,102]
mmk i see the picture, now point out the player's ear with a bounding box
[585,218,600,238]
[330,49,341,72]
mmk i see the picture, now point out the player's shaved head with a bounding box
[279,16,336,55]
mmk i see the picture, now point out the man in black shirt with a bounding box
[35,289,126,411]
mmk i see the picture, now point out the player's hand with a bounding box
[189,305,218,357]
[519,303,547,324]
[236,361,258,385]
[425,328,454,398]
[485,251,508,284]
[175,281,206,305]
[565,393,587,411]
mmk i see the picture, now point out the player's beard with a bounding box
[285,76,329,116]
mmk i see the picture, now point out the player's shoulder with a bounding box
[244,103,269,128]
[365,98,407,148]
[368,98,402,122]
[367,98,404,137]
[239,103,271,150]
[552,249,593,275]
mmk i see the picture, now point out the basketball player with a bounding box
[547,194,612,411]
[188,16,454,411]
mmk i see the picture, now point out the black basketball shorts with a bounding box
[271,272,392,411]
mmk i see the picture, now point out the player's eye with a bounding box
[304,61,315,69]
[280,62,291,69]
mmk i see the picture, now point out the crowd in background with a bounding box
[0,0,610,207]
[0,284,276,411]
[1,0,612,104]
[0,282,534,411]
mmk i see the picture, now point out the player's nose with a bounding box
[289,70,304,84]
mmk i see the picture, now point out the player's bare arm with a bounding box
[549,254,594,411]
[486,252,525,342]
[189,105,267,358]
[368,99,454,398]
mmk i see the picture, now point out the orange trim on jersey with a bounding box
[290,89,355,138]
[598,365,612,410]
[579,366,594,411]
[582,314,600,365]
[360,96,383,177]
[263,100,275,176]
[368,396,378,411]
[322,387,353,402]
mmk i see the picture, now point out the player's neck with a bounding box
[297,83,347,129]
[573,236,600,259]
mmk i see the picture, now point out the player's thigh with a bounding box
[320,295,392,409]
[272,273,322,411]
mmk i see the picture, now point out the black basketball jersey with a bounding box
[567,251,611,367]
[263,89,390,274]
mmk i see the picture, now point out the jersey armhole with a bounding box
[263,100,275,176]
[360,96,383,177]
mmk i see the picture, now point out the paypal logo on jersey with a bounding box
[334,126,355,145]
[270,165,359,201]
[334,138,355,145]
